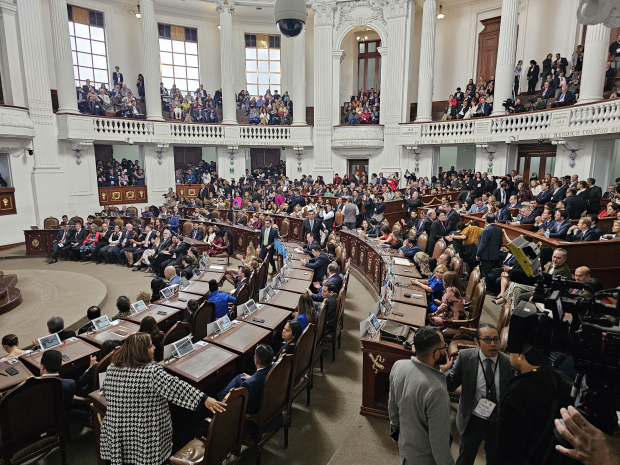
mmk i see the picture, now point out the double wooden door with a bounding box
[250,148,280,172]
[173,147,202,171]
[517,145,557,181]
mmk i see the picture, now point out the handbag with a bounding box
[380,320,413,344]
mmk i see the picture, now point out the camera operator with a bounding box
[508,98,525,114]
[495,344,573,465]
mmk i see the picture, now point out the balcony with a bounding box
[397,99,620,146]
[56,114,313,147]
[0,105,35,148]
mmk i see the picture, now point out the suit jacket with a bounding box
[536,189,553,205]
[189,228,204,240]
[236,216,248,226]
[304,252,330,282]
[55,229,71,243]
[565,195,587,219]
[587,185,602,214]
[477,224,502,261]
[537,219,556,231]
[519,212,538,225]
[71,229,88,247]
[556,92,574,105]
[496,207,512,224]
[42,375,76,410]
[445,348,513,435]
[493,188,510,205]
[548,219,570,239]
[544,261,572,279]
[301,217,323,242]
[259,226,278,249]
[476,103,490,116]
[567,227,603,242]
[427,220,447,256]
[321,292,338,322]
[97,229,113,246]
[444,209,459,233]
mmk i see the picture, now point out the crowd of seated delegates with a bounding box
[76,68,146,119]
[173,160,218,185]
[161,83,223,123]
[342,88,380,125]
[238,89,294,125]
[440,77,495,120]
[96,158,145,187]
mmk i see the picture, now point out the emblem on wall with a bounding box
[368,353,385,374]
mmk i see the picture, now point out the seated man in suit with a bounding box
[495,202,512,224]
[188,222,204,240]
[302,232,319,256]
[235,213,248,226]
[77,306,101,334]
[320,282,338,327]
[301,244,330,289]
[306,262,342,302]
[66,222,88,261]
[207,279,236,319]
[534,206,556,233]
[507,195,520,209]
[551,85,575,108]
[216,344,282,438]
[163,266,181,289]
[547,209,571,239]
[566,217,603,242]
[31,316,76,348]
[509,205,537,225]
[536,181,553,205]
[473,96,490,117]
[398,236,422,260]
[231,266,251,298]
[39,350,76,410]
[165,211,180,234]
[50,223,73,264]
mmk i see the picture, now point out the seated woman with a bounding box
[358,219,375,235]
[79,225,100,261]
[389,230,404,249]
[133,229,165,272]
[207,230,227,256]
[428,271,466,326]
[292,294,318,331]
[599,203,619,218]
[374,225,397,244]
[410,264,447,313]
[1,334,31,361]
[358,108,370,124]
[275,321,302,362]
[602,219,620,240]
[291,204,303,218]
[259,107,269,125]
[139,316,165,362]
[224,244,258,286]
[203,225,216,245]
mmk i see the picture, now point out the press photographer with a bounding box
[504,98,525,114]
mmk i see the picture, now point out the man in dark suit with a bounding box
[564,188,587,219]
[443,324,513,465]
[495,203,511,224]
[548,209,571,239]
[197,184,209,201]
[443,203,460,233]
[586,177,602,214]
[301,210,323,243]
[511,205,537,225]
[92,222,112,265]
[188,223,204,240]
[551,85,574,108]
[50,223,73,264]
[320,281,338,324]
[476,214,502,278]
[66,222,88,261]
[307,262,343,301]
[493,182,510,205]
[112,224,135,265]
[536,181,553,205]
[259,217,278,275]
[235,213,248,226]
[301,244,330,287]
[302,232,319,256]
[566,217,603,242]
[216,344,282,437]
[40,350,76,410]
[112,66,123,87]
[534,206,556,233]
[473,97,491,117]
[231,267,251,298]
[351,190,364,227]
[33,316,76,349]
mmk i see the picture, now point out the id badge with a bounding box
[473,398,496,419]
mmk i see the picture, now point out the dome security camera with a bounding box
[274,0,307,38]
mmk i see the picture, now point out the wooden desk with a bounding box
[160,342,238,391]
[193,270,226,284]
[260,290,301,311]
[78,321,141,347]
[182,280,212,296]
[290,252,308,260]
[390,286,427,307]
[392,264,421,279]
[275,278,311,294]
[21,338,99,376]
[0,359,33,391]
[207,321,270,362]
[286,269,314,282]
[89,389,107,465]
[122,304,181,330]
[240,305,292,331]
[157,292,203,312]
[383,302,427,327]
[360,330,413,419]
[339,230,387,293]
[289,260,308,270]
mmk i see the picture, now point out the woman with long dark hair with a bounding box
[139,316,164,362]
[292,294,317,331]
[275,321,302,362]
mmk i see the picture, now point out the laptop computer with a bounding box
[37,333,62,350]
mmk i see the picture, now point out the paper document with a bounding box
[393,258,412,266]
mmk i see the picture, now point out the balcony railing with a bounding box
[398,98,620,145]
[0,105,35,140]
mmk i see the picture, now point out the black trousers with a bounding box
[456,415,497,465]
[479,260,495,279]
[527,79,537,95]
[260,246,276,273]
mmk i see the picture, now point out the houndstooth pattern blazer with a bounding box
[100,363,205,465]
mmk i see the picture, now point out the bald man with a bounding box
[164,266,181,288]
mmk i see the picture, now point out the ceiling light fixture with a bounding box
[364,36,368,40]
[437,3,445,19]
[135,5,141,19]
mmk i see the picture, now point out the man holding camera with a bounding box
[508,98,525,114]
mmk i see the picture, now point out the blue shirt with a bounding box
[427,275,444,305]
[398,244,421,259]
[207,289,236,319]
[167,275,181,287]
[165,216,179,233]
[296,313,309,331]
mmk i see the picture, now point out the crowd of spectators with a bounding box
[161,83,222,123]
[97,158,145,187]
[237,89,294,125]
[342,88,380,125]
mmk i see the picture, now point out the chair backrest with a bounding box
[334,211,343,227]
[280,219,289,238]
[198,224,206,237]
[258,261,269,289]
[392,222,401,232]
[93,217,103,226]
[128,206,138,216]
[315,304,328,347]
[432,238,446,259]
[0,377,66,460]
[335,245,342,259]
[93,347,121,391]
[235,284,250,306]
[224,200,230,209]
[192,302,216,342]
[468,280,486,326]
[497,302,513,333]
[212,210,220,220]
[408,228,416,238]
[114,218,124,228]
[450,256,462,274]
[444,246,455,258]
[294,324,317,382]
[163,321,193,346]
[202,387,248,465]
[182,221,193,237]
[44,216,59,229]
[71,216,83,225]
[253,201,260,212]
[256,354,295,432]
[417,232,428,253]
[465,267,481,303]
[340,249,347,272]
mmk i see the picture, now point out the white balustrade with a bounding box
[170,123,224,139]
[420,120,474,139]
[92,117,154,136]
[490,111,551,135]
[239,125,291,140]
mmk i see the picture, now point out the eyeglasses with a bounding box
[479,337,501,344]
[433,343,449,353]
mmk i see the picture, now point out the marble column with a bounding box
[332,50,344,127]
[0,1,25,107]
[378,46,388,125]
[49,0,79,114]
[217,0,237,124]
[579,23,610,104]
[415,0,437,122]
[292,28,307,125]
[140,0,164,121]
[491,0,519,116]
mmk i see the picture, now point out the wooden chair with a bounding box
[198,224,206,237]
[312,301,328,374]
[443,246,455,258]
[71,216,83,225]
[233,285,250,317]
[392,222,402,232]
[110,206,119,214]
[279,219,289,242]
[442,279,486,341]
[192,302,216,343]
[212,210,220,220]
[450,256,462,275]
[0,377,68,465]
[128,206,138,216]
[497,301,513,334]
[170,387,248,465]
[291,324,317,408]
[92,347,120,391]
[93,217,103,226]
[224,200,230,209]
[114,218,124,229]
[242,354,295,465]
[43,216,59,229]
[182,221,193,237]
[335,245,342,259]
[163,321,193,346]
[432,238,446,259]
[340,249,347,273]
[417,232,428,253]
[334,211,343,229]
[464,267,481,307]
[322,289,345,365]
[253,201,260,212]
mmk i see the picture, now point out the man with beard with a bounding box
[388,326,455,465]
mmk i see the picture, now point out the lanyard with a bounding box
[478,356,498,397]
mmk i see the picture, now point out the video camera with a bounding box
[502,98,514,109]
[505,234,620,439]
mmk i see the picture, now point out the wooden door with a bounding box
[348,159,368,179]
[517,144,557,181]
[173,147,202,170]
[477,17,501,82]
[250,148,280,172]
[94,145,113,165]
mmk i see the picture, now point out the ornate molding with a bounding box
[577,0,620,27]
[333,0,389,48]
[332,126,385,141]
[311,2,337,27]
[0,137,32,151]
[383,0,409,20]
[333,146,383,158]
[0,107,34,130]
[215,0,235,15]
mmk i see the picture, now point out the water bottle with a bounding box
[544,229,550,238]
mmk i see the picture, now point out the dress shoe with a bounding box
[96,261,101,265]
[126,263,132,268]
[50,258,58,264]
[132,265,142,271]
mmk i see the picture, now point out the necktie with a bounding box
[264,228,269,246]
[62,231,66,241]
[484,358,498,421]
[310,220,314,231]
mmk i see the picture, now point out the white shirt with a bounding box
[473,349,500,419]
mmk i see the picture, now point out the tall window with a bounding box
[68,5,109,88]
[245,34,281,97]
[358,40,381,92]
[158,24,199,94]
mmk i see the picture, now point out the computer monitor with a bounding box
[245,299,258,314]
[265,285,275,298]
[131,300,148,314]
[368,313,381,333]
[193,268,202,277]
[172,336,195,359]
[381,300,392,314]
[216,315,233,333]
[160,286,175,300]
[92,315,111,331]
[37,333,62,350]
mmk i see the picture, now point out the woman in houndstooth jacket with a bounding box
[99,333,226,465]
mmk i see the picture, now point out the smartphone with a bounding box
[114,330,127,336]
[61,354,71,362]
[178,298,187,302]
[252,318,265,323]
[392,311,404,317]
[157,310,168,315]
[5,367,19,376]
[403,293,411,298]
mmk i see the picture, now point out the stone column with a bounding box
[491,0,519,116]
[217,0,237,124]
[312,2,337,177]
[378,46,388,125]
[332,50,344,126]
[49,0,79,114]
[140,0,164,121]
[415,0,437,122]
[292,28,307,125]
[0,1,25,107]
[579,23,610,104]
